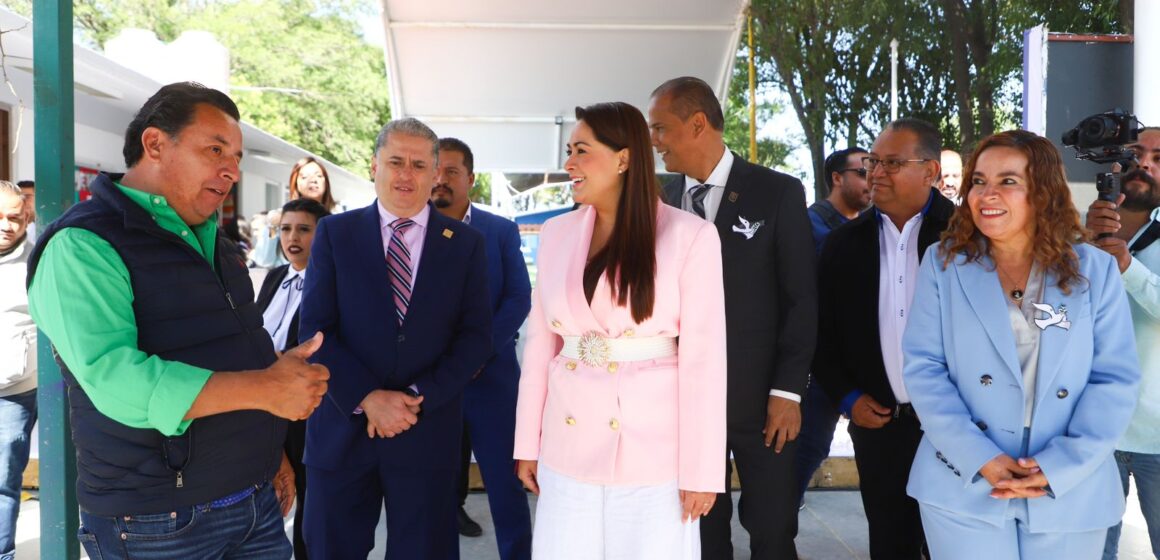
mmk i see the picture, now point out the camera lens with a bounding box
[1080,115,1119,145]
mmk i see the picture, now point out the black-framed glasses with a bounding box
[861,156,933,174]
[837,168,867,178]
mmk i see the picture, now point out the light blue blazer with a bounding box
[902,242,1140,532]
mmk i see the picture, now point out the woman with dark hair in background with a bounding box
[513,102,727,559]
[902,130,1140,558]
[256,197,330,559]
[251,157,337,268]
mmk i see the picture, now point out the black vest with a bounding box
[28,173,284,516]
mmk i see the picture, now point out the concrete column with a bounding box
[1137,0,1160,126]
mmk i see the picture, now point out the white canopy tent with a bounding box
[378,0,751,173]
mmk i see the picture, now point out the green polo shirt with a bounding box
[29,183,220,436]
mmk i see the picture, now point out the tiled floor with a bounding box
[18,485,1154,559]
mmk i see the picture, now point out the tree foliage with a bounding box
[11,0,390,174]
[723,53,795,172]
[741,0,1127,199]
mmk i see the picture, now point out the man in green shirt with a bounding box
[28,82,329,559]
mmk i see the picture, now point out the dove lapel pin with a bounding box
[732,215,764,240]
[1031,302,1070,331]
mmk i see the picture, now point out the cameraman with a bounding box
[1088,168,1160,560]
[1130,127,1160,183]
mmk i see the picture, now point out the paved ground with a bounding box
[14,486,1156,559]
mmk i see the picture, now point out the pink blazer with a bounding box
[514,204,727,492]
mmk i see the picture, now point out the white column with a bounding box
[1137,0,1160,126]
[890,39,899,122]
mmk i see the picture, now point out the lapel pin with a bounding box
[732,215,764,240]
[1032,302,1070,331]
[443,228,454,239]
[728,191,739,202]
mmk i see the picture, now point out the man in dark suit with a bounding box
[813,118,954,559]
[299,118,494,559]
[649,76,817,560]
[433,137,533,560]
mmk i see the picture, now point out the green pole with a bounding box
[32,1,79,558]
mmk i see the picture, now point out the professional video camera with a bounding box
[1061,108,1142,211]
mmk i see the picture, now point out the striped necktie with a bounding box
[387,218,416,325]
[690,184,712,219]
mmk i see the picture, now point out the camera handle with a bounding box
[1094,165,1123,240]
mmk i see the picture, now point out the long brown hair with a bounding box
[939,130,1089,292]
[289,156,335,211]
[575,102,658,323]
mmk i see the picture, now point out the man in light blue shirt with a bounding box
[1087,168,1160,559]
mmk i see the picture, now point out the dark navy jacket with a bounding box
[299,202,493,471]
[28,173,284,516]
[467,206,531,392]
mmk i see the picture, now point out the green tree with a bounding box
[723,53,795,172]
[11,0,390,173]
[469,172,492,205]
[740,0,1126,199]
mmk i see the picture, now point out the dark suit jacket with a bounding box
[299,202,494,471]
[256,264,299,353]
[813,189,955,410]
[468,206,532,383]
[662,153,818,429]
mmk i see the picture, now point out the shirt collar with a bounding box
[874,188,937,227]
[280,267,306,290]
[115,181,220,229]
[1128,206,1160,246]
[378,201,431,231]
[0,236,27,262]
[684,146,734,192]
[463,203,473,224]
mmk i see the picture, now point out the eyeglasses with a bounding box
[861,157,933,174]
[837,168,867,178]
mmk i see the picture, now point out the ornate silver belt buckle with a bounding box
[576,331,611,368]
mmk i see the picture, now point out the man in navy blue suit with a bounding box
[299,118,493,559]
[433,137,533,560]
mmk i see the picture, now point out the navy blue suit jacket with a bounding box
[299,202,493,471]
[469,206,531,384]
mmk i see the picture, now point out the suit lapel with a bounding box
[256,264,288,310]
[1032,271,1081,408]
[408,209,452,324]
[356,204,398,332]
[954,255,1022,382]
[661,179,683,209]
[918,192,954,260]
[468,204,489,236]
[852,215,886,368]
[565,206,607,332]
[714,154,746,232]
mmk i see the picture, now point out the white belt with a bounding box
[559,331,677,368]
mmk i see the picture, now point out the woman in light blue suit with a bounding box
[902,130,1141,559]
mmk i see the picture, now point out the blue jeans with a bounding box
[77,483,291,560]
[1102,450,1160,560]
[0,389,36,560]
[795,380,839,503]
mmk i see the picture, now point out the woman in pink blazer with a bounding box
[514,101,727,559]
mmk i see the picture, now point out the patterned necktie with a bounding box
[387,218,416,325]
[690,184,712,219]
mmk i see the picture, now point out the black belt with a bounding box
[893,403,918,420]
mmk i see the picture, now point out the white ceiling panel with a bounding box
[381,0,749,171]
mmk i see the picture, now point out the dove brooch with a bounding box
[1031,302,1070,331]
[732,215,764,240]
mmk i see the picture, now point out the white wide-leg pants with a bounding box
[532,464,700,560]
